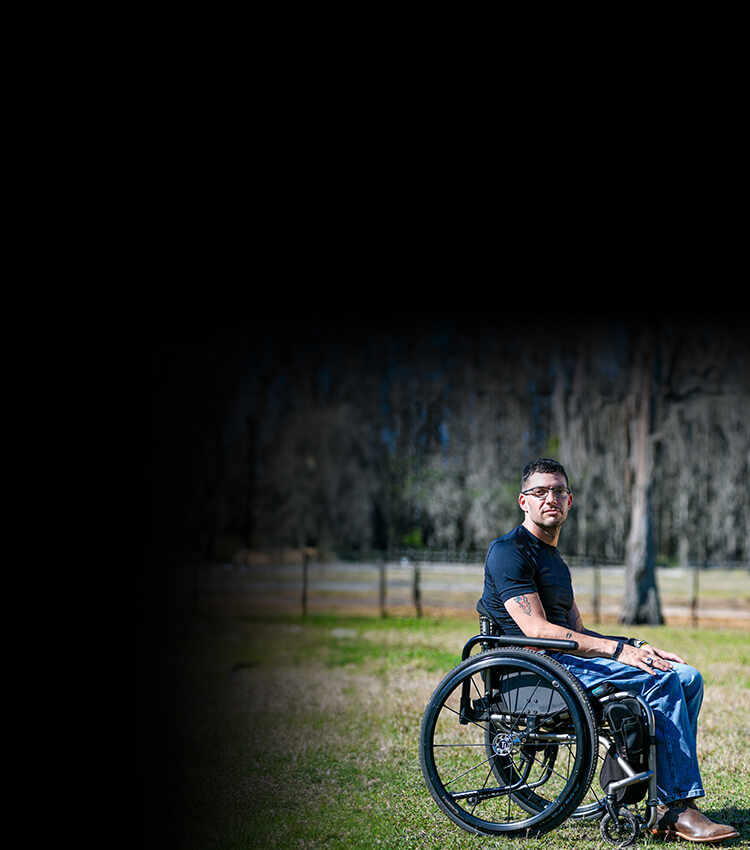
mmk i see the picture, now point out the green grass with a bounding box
[164,613,750,849]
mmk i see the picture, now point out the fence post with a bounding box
[413,560,422,618]
[691,561,700,628]
[379,556,387,618]
[302,551,309,618]
[592,559,600,625]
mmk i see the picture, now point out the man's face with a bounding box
[519,471,573,530]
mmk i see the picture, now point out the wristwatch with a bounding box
[612,640,625,660]
[627,638,647,648]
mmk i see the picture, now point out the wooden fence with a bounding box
[191,554,750,627]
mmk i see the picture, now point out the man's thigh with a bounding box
[550,653,668,696]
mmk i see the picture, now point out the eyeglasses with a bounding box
[521,487,571,501]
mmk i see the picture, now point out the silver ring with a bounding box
[645,656,653,666]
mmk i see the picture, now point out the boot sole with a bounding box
[652,828,740,843]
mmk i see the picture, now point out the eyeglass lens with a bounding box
[525,487,570,499]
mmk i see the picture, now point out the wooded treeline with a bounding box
[150,314,750,623]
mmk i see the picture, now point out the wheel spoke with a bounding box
[506,780,511,822]
[573,737,608,812]
[440,700,490,735]
[470,764,496,815]
[527,743,578,786]
[443,754,496,787]
[503,676,543,737]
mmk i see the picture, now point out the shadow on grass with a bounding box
[703,805,749,844]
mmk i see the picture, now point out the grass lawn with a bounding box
[156,612,750,849]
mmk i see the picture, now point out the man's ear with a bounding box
[518,493,529,513]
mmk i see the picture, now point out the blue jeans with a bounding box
[549,653,705,805]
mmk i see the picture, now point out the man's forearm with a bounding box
[529,619,619,658]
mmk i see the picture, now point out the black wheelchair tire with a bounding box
[419,648,598,837]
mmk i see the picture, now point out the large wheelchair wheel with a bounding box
[419,648,598,837]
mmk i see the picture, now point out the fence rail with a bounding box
[190,555,750,627]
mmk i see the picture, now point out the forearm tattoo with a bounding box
[514,595,532,615]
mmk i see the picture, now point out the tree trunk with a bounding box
[621,332,664,625]
[245,415,258,549]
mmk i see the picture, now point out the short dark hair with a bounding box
[521,458,569,490]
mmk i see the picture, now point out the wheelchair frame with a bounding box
[419,623,659,846]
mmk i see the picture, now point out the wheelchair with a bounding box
[419,603,658,846]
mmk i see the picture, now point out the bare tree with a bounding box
[621,327,663,624]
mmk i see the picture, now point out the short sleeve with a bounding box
[486,539,538,603]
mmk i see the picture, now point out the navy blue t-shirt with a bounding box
[480,525,574,636]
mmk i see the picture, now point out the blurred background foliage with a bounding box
[150,312,750,574]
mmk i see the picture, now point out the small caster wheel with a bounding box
[600,807,640,847]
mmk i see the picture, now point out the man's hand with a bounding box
[618,642,686,675]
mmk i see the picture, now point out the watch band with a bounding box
[612,640,625,660]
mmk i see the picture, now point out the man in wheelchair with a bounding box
[478,458,738,844]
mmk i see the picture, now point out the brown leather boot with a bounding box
[652,800,739,843]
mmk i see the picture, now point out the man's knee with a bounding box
[642,667,685,703]
[673,663,703,697]
[642,665,703,711]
